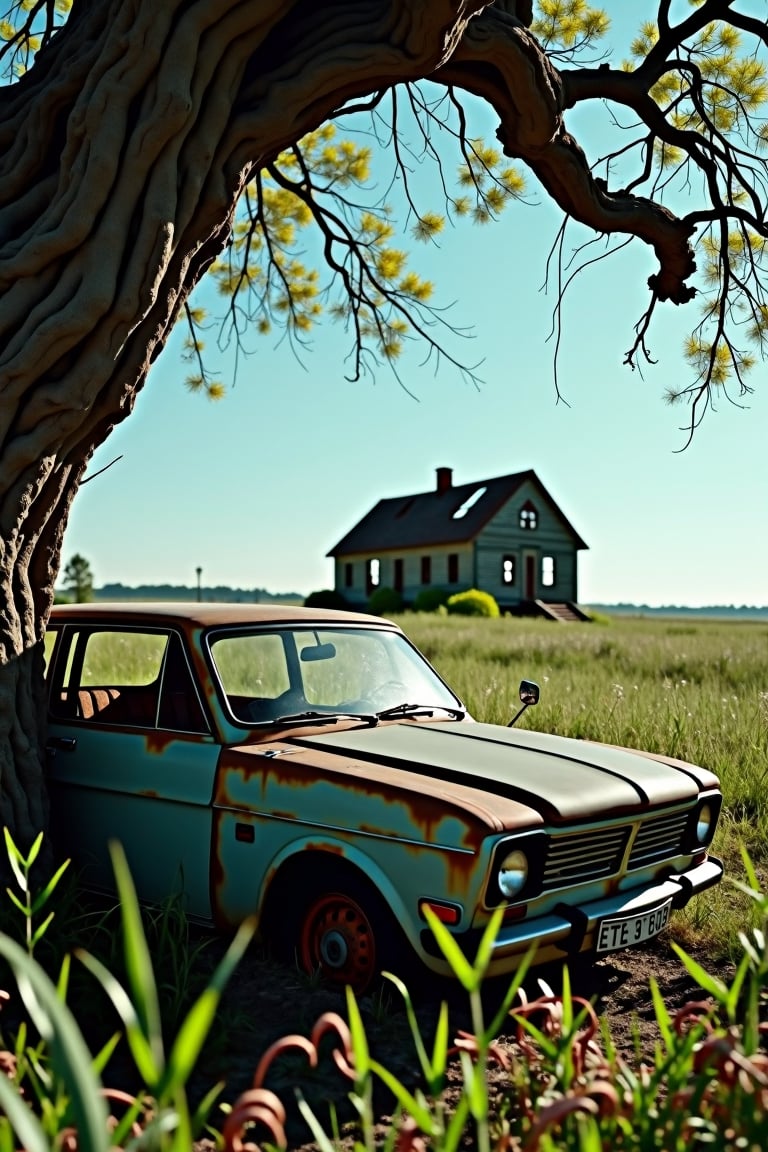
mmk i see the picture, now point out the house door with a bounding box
[524,551,537,599]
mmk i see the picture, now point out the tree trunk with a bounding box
[0,0,488,845]
[0,0,696,845]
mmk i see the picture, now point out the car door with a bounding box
[45,623,220,920]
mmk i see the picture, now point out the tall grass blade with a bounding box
[472,905,505,977]
[0,1069,50,1152]
[29,860,70,916]
[24,832,43,870]
[443,1094,471,1152]
[484,946,536,1038]
[368,1059,434,1132]
[76,948,159,1085]
[429,999,449,1091]
[421,905,477,991]
[108,841,164,1070]
[3,828,28,892]
[344,985,371,1082]
[670,942,728,1002]
[649,977,673,1048]
[0,934,109,1152]
[383,972,434,1084]
[190,1080,226,1136]
[164,916,254,1095]
[295,1091,338,1152]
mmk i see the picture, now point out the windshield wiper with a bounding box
[271,709,379,727]
[376,703,467,721]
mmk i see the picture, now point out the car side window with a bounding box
[50,628,168,727]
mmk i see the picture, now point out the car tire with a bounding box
[288,870,404,994]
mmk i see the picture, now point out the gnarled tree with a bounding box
[1,0,767,843]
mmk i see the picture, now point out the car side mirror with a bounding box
[508,679,540,727]
[519,680,539,707]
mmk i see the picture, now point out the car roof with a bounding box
[49,602,393,629]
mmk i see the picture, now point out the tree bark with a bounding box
[0,0,698,845]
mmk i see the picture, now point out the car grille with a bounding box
[628,810,690,869]
[542,826,629,890]
[540,810,689,893]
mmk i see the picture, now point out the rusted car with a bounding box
[44,603,723,992]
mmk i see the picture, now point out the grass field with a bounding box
[395,611,768,960]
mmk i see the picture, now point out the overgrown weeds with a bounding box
[0,830,765,1151]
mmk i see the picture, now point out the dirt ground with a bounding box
[188,931,731,1149]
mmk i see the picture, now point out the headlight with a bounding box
[696,802,713,844]
[498,849,529,899]
[487,832,546,906]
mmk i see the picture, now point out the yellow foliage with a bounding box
[532,0,610,51]
[398,272,433,302]
[411,212,445,241]
[375,249,407,281]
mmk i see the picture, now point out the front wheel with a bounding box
[299,890,377,992]
[294,874,403,994]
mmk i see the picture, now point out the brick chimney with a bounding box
[436,467,453,494]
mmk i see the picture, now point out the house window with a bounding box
[367,558,380,593]
[393,558,404,593]
[502,555,515,585]
[420,556,431,585]
[542,556,555,587]
[448,553,459,583]
[344,562,353,588]
[520,502,538,530]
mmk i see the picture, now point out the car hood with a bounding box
[288,720,709,824]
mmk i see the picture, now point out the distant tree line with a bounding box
[53,560,304,604]
[592,603,768,619]
[96,582,303,604]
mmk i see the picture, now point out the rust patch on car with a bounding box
[269,809,299,823]
[209,818,230,930]
[144,731,178,755]
[303,841,345,856]
[215,751,490,850]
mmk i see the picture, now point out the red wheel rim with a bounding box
[299,891,376,992]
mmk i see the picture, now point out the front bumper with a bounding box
[420,856,724,975]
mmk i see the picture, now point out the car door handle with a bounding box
[46,737,77,752]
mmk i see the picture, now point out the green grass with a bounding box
[397,612,768,959]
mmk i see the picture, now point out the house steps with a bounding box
[532,600,591,623]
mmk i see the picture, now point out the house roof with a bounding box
[327,469,588,556]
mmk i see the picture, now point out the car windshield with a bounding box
[208,625,463,725]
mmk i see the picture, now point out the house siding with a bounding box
[334,545,474,609]
[476,479,578,605]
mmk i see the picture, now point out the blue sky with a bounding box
[63,9,768,608]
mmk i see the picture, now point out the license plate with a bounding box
[596,898,672,954]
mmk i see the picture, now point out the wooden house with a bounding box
[327,468,589,619]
